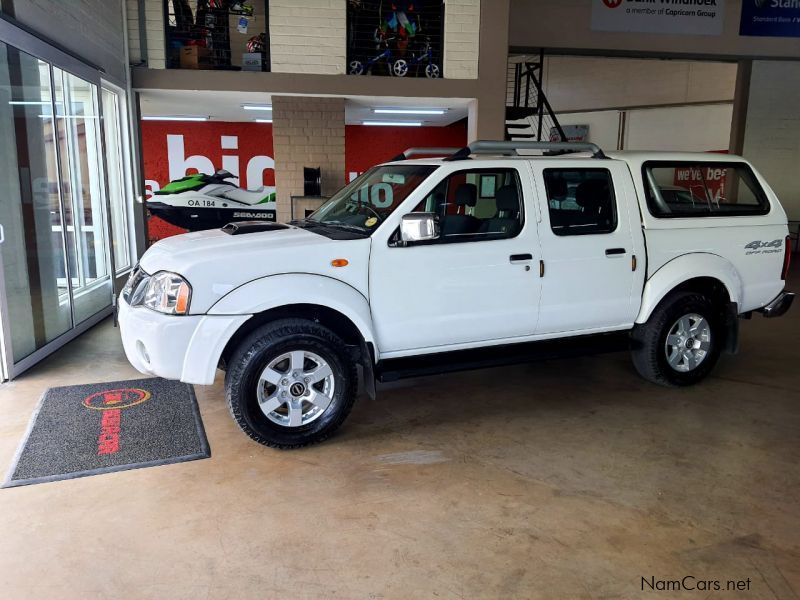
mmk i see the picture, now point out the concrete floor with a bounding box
[1,277,799,599]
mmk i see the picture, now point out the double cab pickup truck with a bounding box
[119,141,794,448]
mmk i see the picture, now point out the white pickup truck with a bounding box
[119,141,794,448]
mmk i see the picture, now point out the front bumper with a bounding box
[759,291,795,318]
[118,299,250,385]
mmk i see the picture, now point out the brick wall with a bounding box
[272,96,346,223]
[444,0,480,80]
[126,0,166,69]
[269,0,346,75]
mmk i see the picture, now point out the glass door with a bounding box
[0,39,113,379]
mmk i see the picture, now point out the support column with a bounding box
[728,60,752,155]
[468,0,510,142]
[271,96,346,223]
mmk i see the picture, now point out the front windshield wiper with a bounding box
[290,218,322,228]
[320,221,369,234]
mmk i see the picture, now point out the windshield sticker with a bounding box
[365,217,378,228]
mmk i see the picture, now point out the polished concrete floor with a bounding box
[1,279,799,599]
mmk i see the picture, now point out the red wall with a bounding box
[141,120,467,242]
[142,121,275,241]
[345,122,467,177]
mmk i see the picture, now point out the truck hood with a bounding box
[139,226,371,314]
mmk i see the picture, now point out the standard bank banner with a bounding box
[740,0,800,37]
[591,0,725,35]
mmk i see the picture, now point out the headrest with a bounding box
[548,177,568,199]
[575,179,609,210]
[454,183,477,207]
[495,185,519,211]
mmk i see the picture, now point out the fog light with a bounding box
[136,340,150,365]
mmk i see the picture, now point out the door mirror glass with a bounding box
[400,213,439,244]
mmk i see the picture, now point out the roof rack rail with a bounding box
[391,147,463,161]
[443,140,608,161]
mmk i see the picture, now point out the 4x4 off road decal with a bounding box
[745,239,783,255]
[82,388,152,455]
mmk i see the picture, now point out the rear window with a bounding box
[643,161,769,218]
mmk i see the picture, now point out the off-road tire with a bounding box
[631,292,722,387]
[225,318,357,448]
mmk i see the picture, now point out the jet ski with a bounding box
[147,169,277,231]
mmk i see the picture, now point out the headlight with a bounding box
[142,271,192,315]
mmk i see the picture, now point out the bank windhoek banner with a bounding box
[591,0,725,35]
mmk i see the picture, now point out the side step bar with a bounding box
[376,332,630,383]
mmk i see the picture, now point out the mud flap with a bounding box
[358,339,377,400]
[723,301,739,354]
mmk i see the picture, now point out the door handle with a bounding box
[509,253,533,263]
[605,248,626,256]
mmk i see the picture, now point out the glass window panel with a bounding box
[52,67,112,324]
[644,162,770,218]
[0,42,72,362]
[101,87,132,273]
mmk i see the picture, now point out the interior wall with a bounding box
[556,103,733,153]
[509,0,800,60]
[11,0,129,82]
[541,56,736,113]
[742,61,800,220]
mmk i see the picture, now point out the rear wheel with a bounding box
[225,319,357,448]
[631,292,722,386]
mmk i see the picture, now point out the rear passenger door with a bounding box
[532,160,645,335]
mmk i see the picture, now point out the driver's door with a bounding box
[369,163,542,355]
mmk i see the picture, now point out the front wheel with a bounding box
[225,319,357,448]
[631,292,722,387]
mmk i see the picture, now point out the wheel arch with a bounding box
[636,253,743,324]
[219,303,373,370]
[208,273,378,371]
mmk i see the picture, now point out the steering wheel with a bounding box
[357,202,383,224]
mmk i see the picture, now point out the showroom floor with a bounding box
[1,275,799,599]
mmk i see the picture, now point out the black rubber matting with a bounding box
[4,377,210,488]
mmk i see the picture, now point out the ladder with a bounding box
[506,50,566,143]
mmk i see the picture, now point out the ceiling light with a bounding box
[373,108,446,115]
[254,118,272,123]
[242,104,272,111]
[363,121,422,127]
[142,116,209,121]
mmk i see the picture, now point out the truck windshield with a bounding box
[308,164,438,234]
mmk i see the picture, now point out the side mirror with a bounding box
[400,212,440,244]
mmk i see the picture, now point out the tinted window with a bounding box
[543,169,617,236]
[413,168,524,242]
[643,161,769,218]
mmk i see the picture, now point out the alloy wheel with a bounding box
[664,313,711,372]
[256,350,335,427]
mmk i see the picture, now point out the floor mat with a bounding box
[4,377,210,488]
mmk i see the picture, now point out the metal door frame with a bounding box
[0,17,115,380]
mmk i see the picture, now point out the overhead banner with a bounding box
[740,0,800,37]
[591,0,725,35]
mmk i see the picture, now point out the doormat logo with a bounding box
[83,388,151,456]
[603,0,624,7]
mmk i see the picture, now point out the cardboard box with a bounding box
[180,46,210,69]
[242,52,263,72]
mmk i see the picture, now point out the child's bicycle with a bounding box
[392,35,440,78]
[348,31,406,76]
